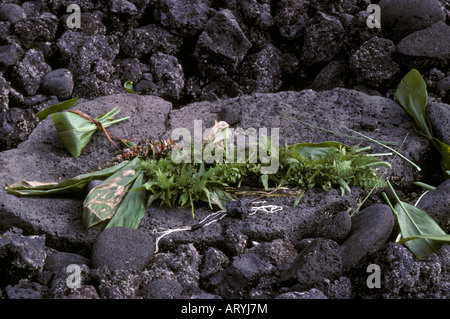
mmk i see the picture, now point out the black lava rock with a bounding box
[91,227,155,271]
[11,49,51,96]
[0,107,38,151]
[153,0,216,37]
[281,238,342,291]
[339,204,395,271]
[41,69,74,99]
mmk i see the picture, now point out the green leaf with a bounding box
[124,81,137,94]
[286,141,348,160]
[105,170,146,229]
[393,201,446,260]
[397,234,450,245]
[82,157,142,228]
[395,69,450,176]
[261,174,269,191]
[35,98,78,121]
[5,161,129,196]
[384,181,448,260]
[395,69,433,139]
[52,107,129,158]
[208,188,235,211]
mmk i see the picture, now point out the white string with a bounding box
[153,226,191,253]
[152,202,283,253]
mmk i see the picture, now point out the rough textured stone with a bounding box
[281,238,342,290]
[396,21,450,69]
[0,44,24,71]
[349,37,400,88]
[137,279,183,299]
[0,74,9,112]
[5,281,42,299]
[143,244,201,293]
[194,9,252,76]
[339,204,395,270]
[201,247,229,280]
[206,252,274,298]
[237,44,282,94]
[0,107,38,151]
[120,24,183,58]
[44,252,90,272]
[48,265,94,299]
[310,60,349,91]
[274,0,308,40]
[110,0,138,15]
[436,76,450,103]
[41,69,74,99]
[11,49,51,96]
[72,74,122,100]
[117,58,142,84]
[238,0,273,30]
[0,231,47,286]
[276,288,328,299]
[248,239,297,272]
[91,227,154,271]
[351,243,450,299]
[14,13,59,49]
[90,268,140,299]
[427,101,450,145]
[311,211,352,243]
[416,179,450,233]
[61,12,106,36]
[199,76,242,101]
[149,52,185,100]
[153,0,215,37]
[379,0,446,41]
[300,12,345,66]
[0,89,434,257]
[0,4,26,24]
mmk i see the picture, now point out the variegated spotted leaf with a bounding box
[82,157,143,228]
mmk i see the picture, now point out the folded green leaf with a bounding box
[52,107,130,158]
[35,98,78,121]
[5,161,129,196]
[82,157,142,229]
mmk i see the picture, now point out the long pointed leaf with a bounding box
[398,234,450,245]
[5,161,129,196]
[35,98,78,121]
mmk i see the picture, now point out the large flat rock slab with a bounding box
[168,88,431,185]
[0,89,432,255]
[0,94,172,255]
